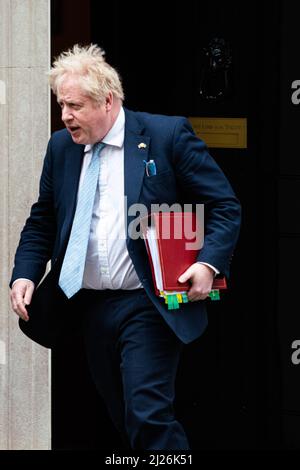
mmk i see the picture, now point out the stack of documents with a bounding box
[141,212,227,309]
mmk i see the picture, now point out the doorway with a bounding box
[50,0,281,450]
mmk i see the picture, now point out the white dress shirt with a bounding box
[81,107,142,290]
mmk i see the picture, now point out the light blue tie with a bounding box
[59,142,105,298]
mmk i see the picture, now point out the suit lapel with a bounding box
[124,109,150,225]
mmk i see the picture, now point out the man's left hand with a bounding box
[178,263,214,301]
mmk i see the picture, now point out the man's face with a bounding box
[57,76,111,145]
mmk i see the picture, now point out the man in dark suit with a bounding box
[10,44,241,450]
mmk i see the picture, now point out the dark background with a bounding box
[50,0,299,450]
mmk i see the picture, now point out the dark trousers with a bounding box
[78,288,189,450]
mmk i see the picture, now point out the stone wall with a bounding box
[0,0,50,450]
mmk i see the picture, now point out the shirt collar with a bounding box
[84,107,125,153]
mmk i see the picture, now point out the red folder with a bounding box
[140,212,227,296]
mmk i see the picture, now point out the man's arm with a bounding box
[10,139,57,318]
[10,139,57,287]
[172,118,241,299]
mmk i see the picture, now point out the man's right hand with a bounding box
[10,280,35,321]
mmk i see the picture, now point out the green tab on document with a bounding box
[160,290,221,309]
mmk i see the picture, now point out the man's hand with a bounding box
[10,280,35,321]
[178,263,214,301]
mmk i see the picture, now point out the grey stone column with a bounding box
[0,0,50,449]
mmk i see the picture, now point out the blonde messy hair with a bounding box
[48,44,124,103]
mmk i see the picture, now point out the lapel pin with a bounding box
[138,142,147,149]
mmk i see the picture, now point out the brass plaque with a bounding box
[188,117,247,149]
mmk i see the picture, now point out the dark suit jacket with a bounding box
[10,108,241,347]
